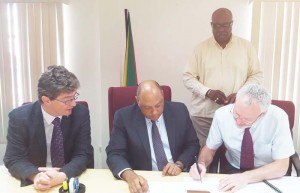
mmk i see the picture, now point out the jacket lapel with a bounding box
[162,102,176,157]
[134,105,152,162]
[33,102,47,163]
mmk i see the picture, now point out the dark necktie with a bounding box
[240,127,254,171]
[151,120,168,171]
[51,117,65,167]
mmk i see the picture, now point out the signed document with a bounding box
[148,176,300,193]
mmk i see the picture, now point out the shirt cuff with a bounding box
[118,168,132,179]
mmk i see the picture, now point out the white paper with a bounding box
[148,176,300,193]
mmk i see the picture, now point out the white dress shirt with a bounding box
[41,106,62,167]
[206,104,295,169]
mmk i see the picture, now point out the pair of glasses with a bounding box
[211,21,233,29]
[230,105,259,126]
[54,92,79,105]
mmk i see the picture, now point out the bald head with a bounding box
[211,8,233,48]
[136,80,162,98]
[212,8,232,22]
[136,80,164,121]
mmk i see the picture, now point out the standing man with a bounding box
[189,84,295,192]
[3,65,94,190]
[106,80,199,193]
[183,8,263,149]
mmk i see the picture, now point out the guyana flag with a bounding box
[123,9,138,86]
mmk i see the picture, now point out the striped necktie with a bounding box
[151,120,168,171]
[51,117,65,167]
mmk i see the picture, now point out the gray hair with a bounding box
[38,65,80,102]
[236,84,271,112]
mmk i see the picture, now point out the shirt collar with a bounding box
[41,105,62,125]
[145,114,163,125]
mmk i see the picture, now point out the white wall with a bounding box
[63,0,252,168]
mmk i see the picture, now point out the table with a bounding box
[1,167,300,193]
[0,167,224,193]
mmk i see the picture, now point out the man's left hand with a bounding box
[162,162,182,176]
[224,93,236,105]
[218,173,250,192]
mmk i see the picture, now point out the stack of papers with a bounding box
[148,176,300,193]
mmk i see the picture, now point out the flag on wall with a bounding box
[123,9,138,86]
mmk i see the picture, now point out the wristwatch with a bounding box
[174,162,183,171]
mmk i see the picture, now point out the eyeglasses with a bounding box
[54,92,79,105]
[211,21,233,29]
[230,104,262,126]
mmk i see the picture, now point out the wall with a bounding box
[63,0,252,168]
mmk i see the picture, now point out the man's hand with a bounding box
[121,170,149,193]
[218,173,250,192]
[30,172,51,191]
[189,162,206,180]
[38,167,67,188]
[162,162,182,176]
[224,93,236,105]
[206,90,227,105]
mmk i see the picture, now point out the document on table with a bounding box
[148,176,300,193]
[148,177,222,193]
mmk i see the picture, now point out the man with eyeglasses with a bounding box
[182,8,263,168]
[189,84,294,192]
[3,65,94,190]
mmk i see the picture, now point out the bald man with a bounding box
[183,8,263,151]
[106,80,199,193]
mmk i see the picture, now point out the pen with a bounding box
[263,180,282,193]
[194,156,202,183]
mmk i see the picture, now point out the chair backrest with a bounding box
[217,100,295,174]
[76,101,89,109]
[108,85,172,135]
[271,100,295,135]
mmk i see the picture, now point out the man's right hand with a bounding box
[189,162,206,180]
[29,172,51,191]
[121,170,149,193]
[206,89,227,105]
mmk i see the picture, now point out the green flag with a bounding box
[123,10,138,86]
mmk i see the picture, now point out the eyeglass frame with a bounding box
[54,92,80,105]
[211,21,233,29]
[230,104,264,127]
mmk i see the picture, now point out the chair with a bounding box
[108,85,172,135]
[215,100,300,176]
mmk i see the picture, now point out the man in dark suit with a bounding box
[3,65,93,190]
[106,80,200,193]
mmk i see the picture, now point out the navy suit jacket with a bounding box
[106,101,200,178]
[3,101,94,186]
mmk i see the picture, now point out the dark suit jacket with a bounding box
[106,101,200,178]
[3,101,94,186]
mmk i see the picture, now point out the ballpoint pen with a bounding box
[194,156,202,183]
[263,180,282,193]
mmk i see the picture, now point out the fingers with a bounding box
[38,167,60,172]
[128,175,149,193]
[189,163,201,180]
[162,163,181,176]
[208,90,227,105]
[224,93,236,104]
[199,163,206,178]
[33,172,51,191]
[218,174,245,193]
